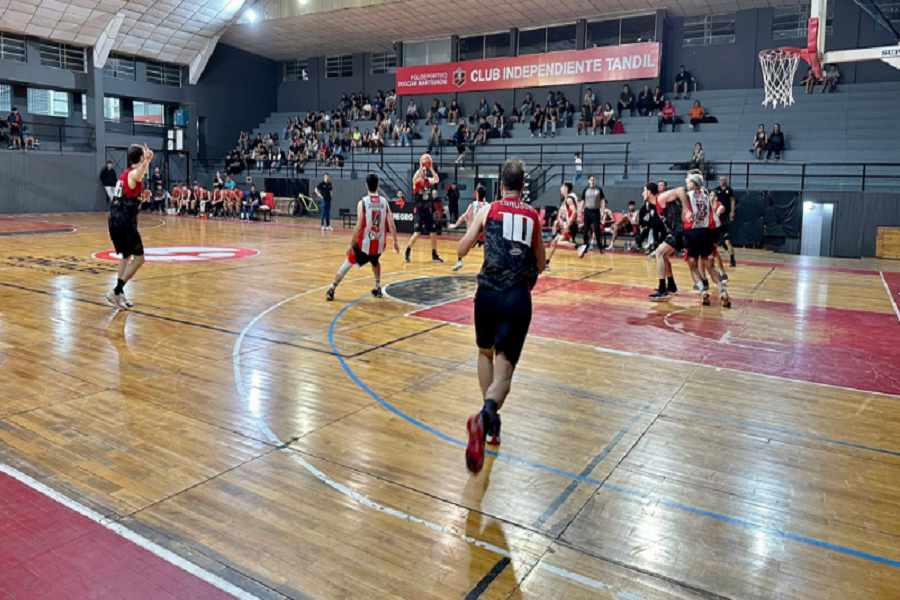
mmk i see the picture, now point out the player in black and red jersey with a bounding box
[326,172,400,301]
[403,162,443,264]
[106,143,153,310]
[458,158,546,474]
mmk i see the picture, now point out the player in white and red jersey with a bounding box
[449,183,490,272]
[458,158,545,474]
[545,182,579,270]
[666,171,730,307]
[326,173,400,301]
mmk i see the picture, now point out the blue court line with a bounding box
[329,295,900,570]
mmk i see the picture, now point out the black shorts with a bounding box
[474,284,532,367]
[562,221,578,241]
[109,225,144,258]
[685,228,716,259]
[664,228,684,252]
[717,223,730,245]
[350,244,380,268]
[414,208,436,234]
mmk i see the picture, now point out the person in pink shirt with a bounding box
[658,100,676,133]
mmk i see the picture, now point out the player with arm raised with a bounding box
[326,172,400,301]
[106,143,153,310]
[404,155,443,264]
[460,158,545,474]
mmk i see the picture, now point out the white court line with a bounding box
[880,271,900,324]
[232,275,652,598]
[0,463,260,600]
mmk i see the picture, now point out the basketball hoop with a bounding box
[759,47,807,109]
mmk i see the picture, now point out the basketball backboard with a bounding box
[809,0,900,74]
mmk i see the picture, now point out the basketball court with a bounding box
[2,211,900,599]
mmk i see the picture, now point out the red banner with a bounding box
[396,43,660,95]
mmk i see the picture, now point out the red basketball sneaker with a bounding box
[465,412,486,473]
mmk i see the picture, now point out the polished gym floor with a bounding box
[1,212,900,600]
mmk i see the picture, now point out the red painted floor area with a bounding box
[414,278,900,395]
[0,472,233,600]
[0,220,75,235]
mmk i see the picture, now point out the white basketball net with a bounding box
[759,48,803,109]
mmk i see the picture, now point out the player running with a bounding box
[326,172,400,301]
[648,179,683,302]
[460,158,545,474]
[404,159,443,264]
[106,143,153,310]
[449,183,490,271]
[546,182,579,269]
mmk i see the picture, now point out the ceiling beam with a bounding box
[93,12,125,70]
[189,33,222,85]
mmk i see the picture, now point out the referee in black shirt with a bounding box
[715,176,737,268]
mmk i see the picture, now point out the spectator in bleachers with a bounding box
[368,128,383,152]
[476,117,492,145]
[617,85,636,118]
[584,88,597,114]
[284,119,294,140]
[340,93,351,114]
[521,93,535,118]
[454,121,470,163]
[558,95,570,128]
[545,91,557,113]
[426,99,441,124]
[406,100,419,126]
[530,107,544,137]
[492,102,507,136]
[637,86,654,116]
[238,131,249,151]
[544,106,558,138]
[592,103,604,135]
[800,68,817,94]
[448,100,461,124]
[599,103,616,135]
[690,143,705,171]
[318,141,331,162]
[653,86,666,113]
[474,97,490,122]
[821,65,840,93]
[401,122,413,147]
[362,97,373,120]
[658,100,676,132]
[427,123,442,152]
[577,103,592,136]
[750,123,767,160]
[688,101,706,130]
[386,90,397,113]
[574,152,584,184]
[765,124,785,161]
[674,65,697,99]
[7,107,21,149]
[352,126,363,150]
[272,147,286,172]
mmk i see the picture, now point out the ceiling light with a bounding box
[226,0,244,11]
[245,8,257,22]
[299,0,308,4]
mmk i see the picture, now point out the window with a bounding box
[283,59,309,81]
[39,42,86,72]
[326,54,353,78]
[459,32,511,61]
[371,51,396,75]
[104,97,121,122]
[620,15,657,44]
[146,61,182,87]
[0,84,11,112]
[103,53,136,80]
[134,101,164,125]
[403,38,452,66]
[0,32,26,64]
[683,14,736,47]
[874,0,900,27]
[27,88,70,117]
[773,2,834,39]
[519,24,577,55]
[587,20,621,48]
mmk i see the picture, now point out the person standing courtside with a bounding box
[100,161,118,205]
[315,173,334,231]
[578,176,606,257]
[447,181,460,223]
[459,158,545,473]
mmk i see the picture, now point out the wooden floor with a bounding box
[2,212,900,600]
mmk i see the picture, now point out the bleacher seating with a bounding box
[243,81,900,196]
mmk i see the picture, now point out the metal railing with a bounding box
[105,118,174,138]
[1,120,94,153]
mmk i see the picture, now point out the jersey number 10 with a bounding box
[501,212,534,247]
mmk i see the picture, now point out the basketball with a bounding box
[420,153,433,169]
